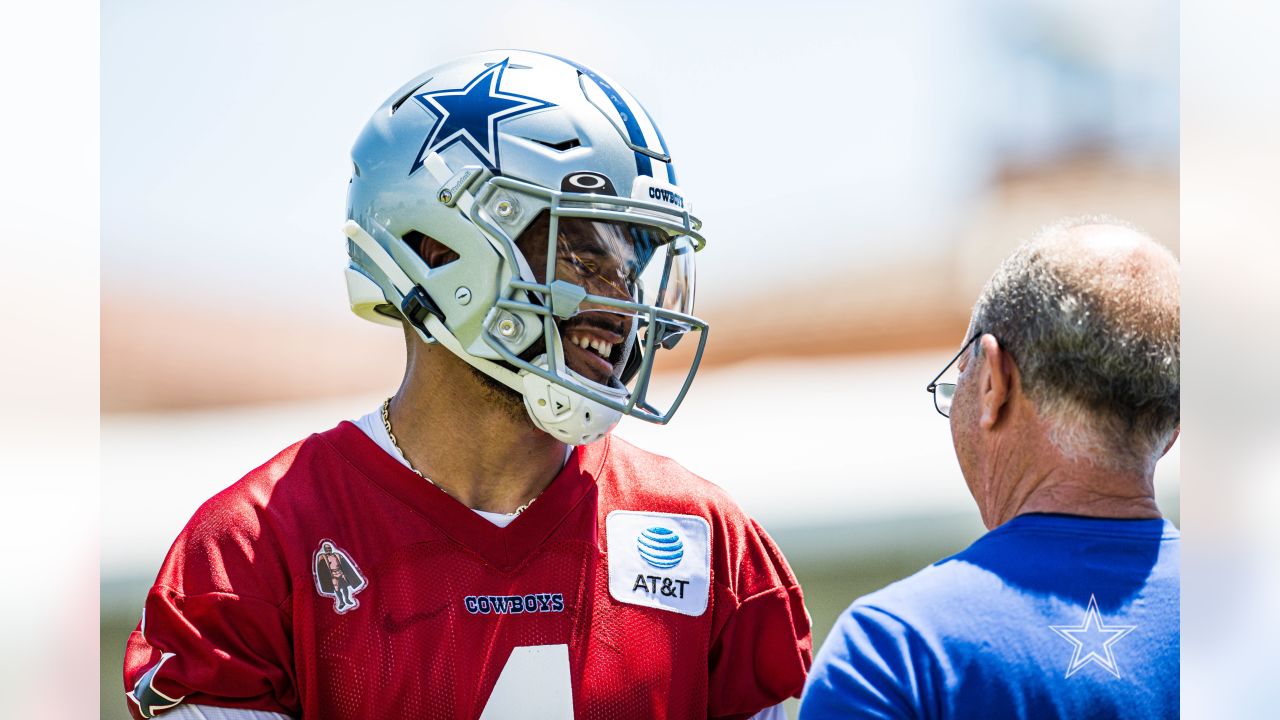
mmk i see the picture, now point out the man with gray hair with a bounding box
[799,217,1179,719]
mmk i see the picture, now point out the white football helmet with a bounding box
[345,50,708,444]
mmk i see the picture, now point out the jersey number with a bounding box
[479,644,574,719]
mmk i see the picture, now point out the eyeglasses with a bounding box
[926,332,981,418]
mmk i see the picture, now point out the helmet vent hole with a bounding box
[390,78,433,115]
[403,230,459,269]
[528,137,581,152]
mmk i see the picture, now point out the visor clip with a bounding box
[649,319,690,350]
[548,279,587,319]
[437,165,483,208]
[401,285,446,333]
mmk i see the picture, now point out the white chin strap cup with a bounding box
[521,358,624,445]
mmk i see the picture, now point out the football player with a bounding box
[123,50,812,719]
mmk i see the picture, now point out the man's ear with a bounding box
[1161,427,1180,457]
[405,230,459,268]
[978,334,1014,430]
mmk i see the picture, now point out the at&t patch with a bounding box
[606,510,710,616]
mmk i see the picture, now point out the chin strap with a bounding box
[520,356,623,444]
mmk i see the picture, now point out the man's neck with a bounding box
[980,443,1161,528]
[388,350,569,515]
[1010,475,1161,523]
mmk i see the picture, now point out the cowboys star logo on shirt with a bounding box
[313,539,367,614]
[606,510,710,616]
[1049,594,1138,678]
[410,57,555,174]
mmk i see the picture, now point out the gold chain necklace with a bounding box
[381,398,534,516]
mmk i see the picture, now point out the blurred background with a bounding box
[96,0,1180,717]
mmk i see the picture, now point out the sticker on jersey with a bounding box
[606,510,710,616]
[313,539,367,614]
[126,652,185,718]
[560,171,617,196]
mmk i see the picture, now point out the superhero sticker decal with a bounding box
[313,539,367,614]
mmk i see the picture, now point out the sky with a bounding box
[102,0,1177,317]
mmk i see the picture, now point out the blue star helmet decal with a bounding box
[410,58,555,174]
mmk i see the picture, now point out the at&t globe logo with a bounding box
[637,526,684,569]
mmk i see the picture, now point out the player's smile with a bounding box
[559,314,625,385]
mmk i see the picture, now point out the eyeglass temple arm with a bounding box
[926,332,982,392]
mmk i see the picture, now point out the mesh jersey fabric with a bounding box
[123,422,812,719]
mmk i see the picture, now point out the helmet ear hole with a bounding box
[404,230,459,268]
[513,211,551,261]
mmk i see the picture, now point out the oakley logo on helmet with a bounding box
[410,58,555,175]
[561,171,617,195]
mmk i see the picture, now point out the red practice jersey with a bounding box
[123,422,812,719]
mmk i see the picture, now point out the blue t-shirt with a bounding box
[800,514,1179,720]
